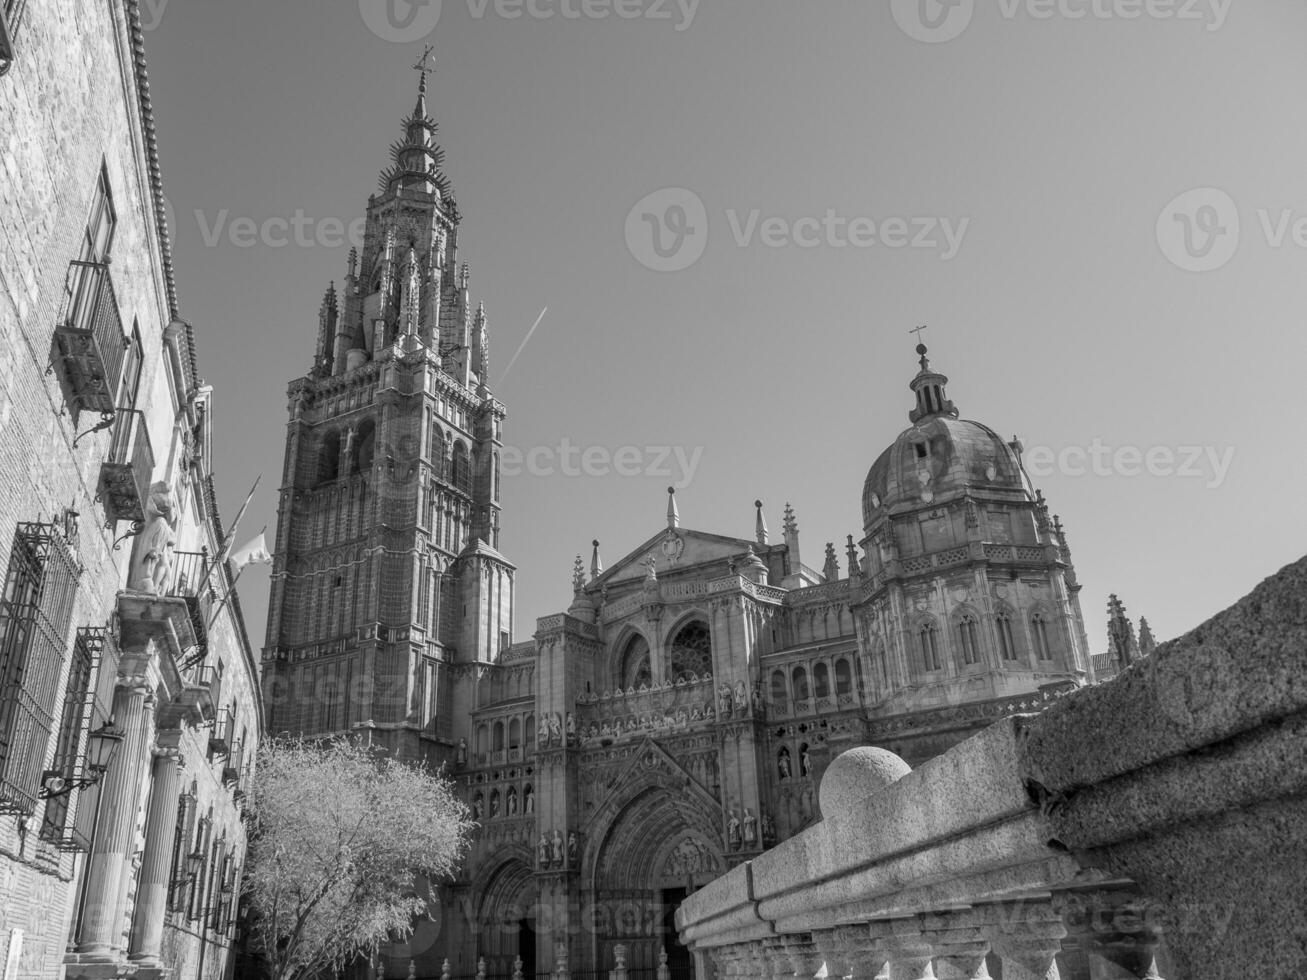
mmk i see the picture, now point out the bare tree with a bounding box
[243,737,472,980]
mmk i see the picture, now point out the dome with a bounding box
[862,416,1026,531]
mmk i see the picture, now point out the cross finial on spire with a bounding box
[413,44,436,91]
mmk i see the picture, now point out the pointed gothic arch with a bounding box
[665,616,713,683]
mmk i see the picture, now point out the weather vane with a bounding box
[909,325,929,342]
[413,44,436,79]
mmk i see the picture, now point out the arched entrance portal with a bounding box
[476,856,539,978]
[587,784,723,978]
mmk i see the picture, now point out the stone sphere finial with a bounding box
[818,746,911,820]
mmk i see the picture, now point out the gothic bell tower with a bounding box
[263,57,515,764]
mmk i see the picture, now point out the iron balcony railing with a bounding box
[209,706,234,758]
[52,260,129,420]
[97,408,154,532]
[169,549,219,654]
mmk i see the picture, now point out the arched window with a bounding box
[493,720,504,752]
[492,451,500,501]
[919,622,942,672]
[508,717,521,751]
[770,670,787,705]
[430,427,446,478]
[525,715,535,750]
[668,621,712,682]
[475,724,488,758]
[957,614,980,666]
[451,441,471,493]
[1032,613,1052,661]
[792,666,809,701]
[318,430,341,484]
[353,419,376,474]
[834,659,852,696]
[813,663,830,699]
[619,635,652,690]
[996,611,1019,662]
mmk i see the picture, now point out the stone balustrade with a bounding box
[676,555,1307,980]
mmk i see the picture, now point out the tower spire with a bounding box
[380,49,448,197]
[754,500,769,545]
[666,487,680,529]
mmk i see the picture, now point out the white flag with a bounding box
[228,531,273,573]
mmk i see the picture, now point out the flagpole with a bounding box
[208,525,269,632]
[221,474,262,561]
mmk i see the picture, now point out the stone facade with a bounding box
[676,553,1307,980]
[264,72,1107,980]
[0,3,260,978]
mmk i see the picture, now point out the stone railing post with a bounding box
[984,902,1066,980]
[475,956,486,980]
[1054,892,1166,979]
[869,921,936,980]
[612,943,628,980]
[657,945,672,980]
[917,909,991,980]
[440,958,451,980]
[554,939,570,980]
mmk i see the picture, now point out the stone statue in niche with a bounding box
[801,746,813,776]
[507,787,518,816]
[778,747,792,781]
[717,683,733,717]
[548,712,563,744]
[761,810,776,843]
[566,712,576,741]
[733,680,748,715]
[743,809,757,846]
[538,833,551,868]
[551,829,565,867]
[456,738,468,765]
[567,831,579,867]
[524,788,534,814]
[472,795,484,821]
[490,793,500,819]
[538,717,550,746]
[726,810,741,850]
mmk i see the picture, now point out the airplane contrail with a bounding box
[497,306,548,386]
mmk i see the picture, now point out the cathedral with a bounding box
[262,66,1095,979]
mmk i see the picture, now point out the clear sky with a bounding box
[143,0,1307,652]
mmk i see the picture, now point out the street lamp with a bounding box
[40,718,126,798]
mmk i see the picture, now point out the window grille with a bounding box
[40,627,108,850]
[0,522,80,816]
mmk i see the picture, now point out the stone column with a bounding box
[985,902,1066,980]
[128,744,184,965]
[829,925,890,980]
[76,680,153,958]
